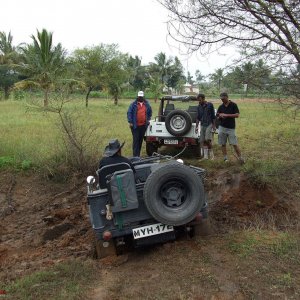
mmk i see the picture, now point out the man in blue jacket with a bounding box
[127,91,152,157]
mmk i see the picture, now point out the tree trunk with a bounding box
[44,89,49,107]
[4,86,10,100]
[114,96,118,105]
[85,87,92,108]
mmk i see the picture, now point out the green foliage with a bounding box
[148,52,185,89]
[228,231,258,257]
[228,230,300,260]
[17,29,67,107]
[0,156,32,171]
[0,156,15,168]
[2,260,96,300]
[242,159,284,188]
[126,55,147,90]
[71,44,128,105]
[13,90,26,100]
[270,234,299,259]
[0,31,20,99]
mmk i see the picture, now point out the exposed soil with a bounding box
[0,169,299,299]
[0,171,94,282]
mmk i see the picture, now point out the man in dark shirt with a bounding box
[99,139,135,171]
[195,93,216,159]
[216,92,244,163]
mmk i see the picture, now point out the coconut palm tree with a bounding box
[150,52,173,85]
[17,29,66,107]
[0,31,19,99]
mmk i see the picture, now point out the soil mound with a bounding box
[209,172,297,228]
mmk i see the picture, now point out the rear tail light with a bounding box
[103,230,112,241]
[194,213,202,222]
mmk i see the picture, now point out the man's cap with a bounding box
[103,139,125,157]
[137,91,144,97]
[220,92,228,98]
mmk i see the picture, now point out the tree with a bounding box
[149,75,164,102]
[0,31,19,99]
[195,70,205,84]
[224,60,271,95]
[107,54,128,105]
[160,0,300,103]
[167,56,185,90]
[126,55,148,90]
[149,53,185,92]
[72,44,127,107]
[17,29,66,107]
[149,52,173,85]
[209,68,224,93]
[186,71,194,85]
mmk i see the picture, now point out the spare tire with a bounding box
[143,162,205,226]
[165,110,192,136]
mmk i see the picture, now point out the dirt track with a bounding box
[1,169,299,299]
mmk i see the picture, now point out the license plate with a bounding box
[164,139,178,145]
[132,223,174,239]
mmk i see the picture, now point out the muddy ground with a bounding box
[0,169,299,299]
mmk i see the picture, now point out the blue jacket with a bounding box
[197,102,215,126]
[127,99,152,129]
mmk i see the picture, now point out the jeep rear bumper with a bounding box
[145,136,200,146]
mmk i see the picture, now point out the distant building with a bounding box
[183,83,199,94]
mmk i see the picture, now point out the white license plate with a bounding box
[132,223,174,239]
[164,139,178,145]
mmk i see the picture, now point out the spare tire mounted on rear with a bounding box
[143,162,205,226]
[165,109,192,136]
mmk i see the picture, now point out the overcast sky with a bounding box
[1,0,236,77]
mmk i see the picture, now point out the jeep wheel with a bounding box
[146,142,159,156]
[143,162,205,226]
[93,238,116,259]
[165,110,192,136]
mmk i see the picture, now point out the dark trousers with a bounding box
[131,125,147,157]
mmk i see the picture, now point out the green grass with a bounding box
[0,156,32,170]
[227,230,300,259]
[0,96,299,189]
[1,260,97,300]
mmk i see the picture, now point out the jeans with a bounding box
[131,125,147,157]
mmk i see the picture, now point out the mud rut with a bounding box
[0,169,296,298]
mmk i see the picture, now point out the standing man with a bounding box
[216,92,244,163]
[127,91,152,157]
[195,93,216,159]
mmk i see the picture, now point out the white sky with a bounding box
[1,0,237,77]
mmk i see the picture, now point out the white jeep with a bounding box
[145,95,202,156]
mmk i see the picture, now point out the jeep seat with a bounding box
[161,103,175,121]
[187,106,198,123]
[97,162,132,189]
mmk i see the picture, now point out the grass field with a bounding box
[0,96,299,187]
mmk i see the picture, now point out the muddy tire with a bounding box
[165,110,192,136]
[146,142,159,156]
[143,162,205,226]
[93,238,116,259]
